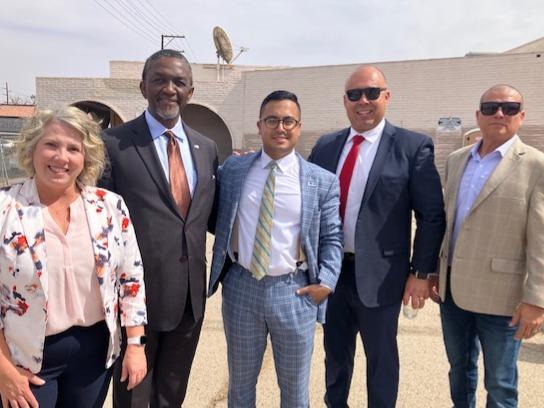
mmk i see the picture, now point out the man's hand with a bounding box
[121,345,147,391]
[510,303,544,340]
[402,274,431,309]
[296,284,332,305]
[0,365,44,408]
[429,275,440,303]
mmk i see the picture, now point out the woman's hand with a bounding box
[120,345,147,391]
[0,365,44,408]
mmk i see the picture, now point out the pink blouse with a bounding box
[44,196,105,336]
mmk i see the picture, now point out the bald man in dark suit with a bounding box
[309,66,445,407]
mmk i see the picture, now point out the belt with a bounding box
[343,252,355,262]
[232,252,307,271]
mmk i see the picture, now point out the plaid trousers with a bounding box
[222,263,318,408]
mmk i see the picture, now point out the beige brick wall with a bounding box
[240,52,544,177]
[36,52,544,177]
[36,77,146,121]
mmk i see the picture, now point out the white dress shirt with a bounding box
[337,119,386,253]
[234,150,302,276]
[145,110,197,195]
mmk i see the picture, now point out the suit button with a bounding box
[179,256,188,262]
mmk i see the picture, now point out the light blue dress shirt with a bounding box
[449,135,518,262]
[144,110,197,195]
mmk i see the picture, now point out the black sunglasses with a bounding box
[479,102,522,116]
[346,87,387,102]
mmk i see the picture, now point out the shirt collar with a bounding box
[259,149,297,173]
[470,134,518,160]
[348,118,386,144]
[144,110,186,142]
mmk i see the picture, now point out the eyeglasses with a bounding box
[260,116,300,130]
[479,102,522,116]
[345,87,387,102]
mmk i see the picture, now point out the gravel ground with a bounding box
[105,235,544,407]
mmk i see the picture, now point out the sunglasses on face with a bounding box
[479,102,522,116]
[345,87,387,102]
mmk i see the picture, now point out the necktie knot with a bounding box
[164,130,176,143]
[267,160,278,171]
[352,135,364,146]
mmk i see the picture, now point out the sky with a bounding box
[1,0,543,100]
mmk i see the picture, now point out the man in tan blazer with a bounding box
[434,84,544,408]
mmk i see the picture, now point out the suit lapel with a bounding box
[361,121,395,206]
[468,140,524,215]
[298,155,317,239]
[184,123,208,223]
[127,114,172,204]
[232,152,260,208]
[226,153,259,252]
[445,149,471,221]
[329,129,350,173]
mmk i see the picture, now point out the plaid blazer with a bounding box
[439,138,544,316]
[208,151,343,323]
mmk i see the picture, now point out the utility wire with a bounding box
[130,0,171,34]
[93,0,156,45]
[136,0,179,36]
[94,0,198,60]
[102,0,158,40]
[135,0,198,60]
[182,37,197,62]
[113,0,163,38]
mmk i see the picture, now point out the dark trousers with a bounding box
[23,321,111,408]
[324,258,401,408]
[113,299,204,408]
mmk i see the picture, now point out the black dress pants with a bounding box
[25,321,112,408]
[113,300,204,408]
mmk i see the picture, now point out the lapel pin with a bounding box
[194,144,200,149]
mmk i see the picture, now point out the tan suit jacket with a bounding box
[439,138,544,316]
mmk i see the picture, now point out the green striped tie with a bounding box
[250,161,277,280]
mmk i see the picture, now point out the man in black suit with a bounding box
[100,49,218,408]
[309,66,445,407]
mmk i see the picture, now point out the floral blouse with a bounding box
[0,179,147,373]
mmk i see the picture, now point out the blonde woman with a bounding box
[0,107,147,408]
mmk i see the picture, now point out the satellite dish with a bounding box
[213,26,233,64]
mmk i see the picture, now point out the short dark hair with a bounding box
[142,49,192,83]
[259,90,301,118]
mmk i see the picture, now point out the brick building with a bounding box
[36,38,544,175]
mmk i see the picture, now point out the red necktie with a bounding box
[339,135,364,221]
[164,130,191,218]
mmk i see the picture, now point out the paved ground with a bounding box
[106,236,544,407]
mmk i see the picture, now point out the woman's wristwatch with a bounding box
[127,335,147,346]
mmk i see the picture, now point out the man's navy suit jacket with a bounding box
[308,120,446,307]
